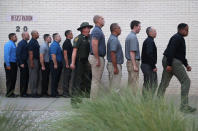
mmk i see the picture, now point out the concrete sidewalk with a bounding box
[0,97,71,111]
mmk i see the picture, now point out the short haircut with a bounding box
[93,15,101,24]
[178,23,188,31]
[130,20,140,29]
[8,33,16,40]
[146,27,152,36]
[43,34,50,40]
[52,33,58,39]
[110,23,119,32]
[65,30,71,37]
[31,30,38,36]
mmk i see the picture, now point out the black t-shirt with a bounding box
[62,39,73,61]
[163,33,188,67]
[28,38,40,59]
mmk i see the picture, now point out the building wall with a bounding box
[0,0,198,94]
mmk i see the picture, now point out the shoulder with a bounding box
[91,27,101,34]
[73,36,80,43]
[4,41,11,47]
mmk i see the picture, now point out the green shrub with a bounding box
[54,88,198,131]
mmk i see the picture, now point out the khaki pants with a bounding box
[89,55,105,99]
[126,60,140,93]
[106,62,122,90]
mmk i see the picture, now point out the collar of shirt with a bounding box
[95,25,102,30]
[148,36,154,40]
[131,31,136,35]
[80,34,89,39]
[177,32,184,38]
[53,40,60,45]
[9,40,16,47]
[66,39,71,42]
[32,38,38,42]
[22,39,28,44]
[111,34,118,38]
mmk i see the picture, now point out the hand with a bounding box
[186,65,192,72]
[54,64,58,69]
[41,66,46,70]
[166,66,172,72]
[66,64,70,68]
[96,58,100,67]
[153,68,157,72]
[70,64,75,70]
[114,67,119,74]
[20,64,24,68]
[6,66,11,70]
[30,62,34,69]
[133,65,139,72]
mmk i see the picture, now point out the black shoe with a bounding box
[20,94,30,97]
[41,94,50,98]
[62,94,70,98]
[31,94,40,98]
[6,94,19,98]
[51,95,59,98]
[180,105,197,113]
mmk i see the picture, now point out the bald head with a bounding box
[31,30,39,39]
[22,32,30,41]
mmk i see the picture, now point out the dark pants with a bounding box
[50,61,62,97]
[157,56,190,106]
[141,63,158,98]
[4,62,17,96]
[62,66,72,96]
[41,62,50,95]
[28,59,40,95]
[72,59,92,97]
[19,62,29,96]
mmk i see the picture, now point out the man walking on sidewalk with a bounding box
[157,23,196,113]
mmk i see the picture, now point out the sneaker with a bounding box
[180,105,197,113]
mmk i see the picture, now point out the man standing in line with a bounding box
[4,33,18,97]
[49,33,63,97]
[40,34,51,97]
[62,30,73,97]
[28,30,40,97]
[141,27,158,98]
[70,22,93,99]
[106,23,124,90]
[157,23,196,113]
[125,20,141,94]
[89,15,106,99]
[16,32,30,97]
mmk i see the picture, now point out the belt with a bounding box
[90,53,104,57]
[127,59,140,61]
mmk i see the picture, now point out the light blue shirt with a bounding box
[125,31,140,60]
[4,40,17,66]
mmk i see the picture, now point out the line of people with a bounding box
[3,15,196,112]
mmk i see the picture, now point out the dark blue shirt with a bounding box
[16,39,28,65]
[4,40,17,66]
[90,26,106,57]
[49,41,63,62]
[28,38,40,59]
